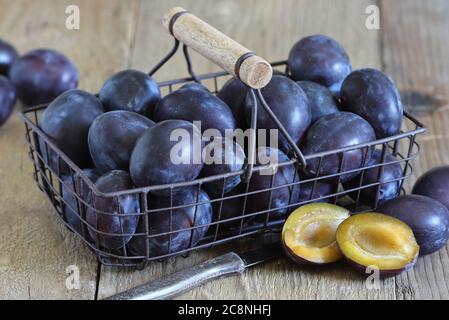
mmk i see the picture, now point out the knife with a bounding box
[104,240,282,300]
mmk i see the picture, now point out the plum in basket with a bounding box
[128,187,212,257]
[86,170,140,249]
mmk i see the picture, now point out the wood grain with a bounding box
[381,0,449,300]
[162,6,272,89]
[2,0,448,300]
[0,0,138,299]
[97,0,395,300]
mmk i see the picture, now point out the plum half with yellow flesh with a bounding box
[336,212,419,277]
[282,203,350,264]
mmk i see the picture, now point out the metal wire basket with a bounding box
[20,8,425,268]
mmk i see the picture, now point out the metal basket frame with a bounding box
[20,40,426,268]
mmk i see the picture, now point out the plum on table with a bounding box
[9,49,79,106]
[99,70,161,118]
[86,170,140,249]
[0,39,18,76]
[412,166,449,210]
[288,35,352,95]
[88,110,155,171]
[379,195,449,256]
[0,75,16,126]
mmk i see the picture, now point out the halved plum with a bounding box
[336,212,419,277]
[282,203,350,264]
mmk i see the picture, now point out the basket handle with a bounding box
[162,7,273,89]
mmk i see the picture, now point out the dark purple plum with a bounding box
[86,170,140,249]
[412,166,449,210]
[61,169,101,233]
[298,181,337,204]
[128,188,212,257]
[302,112,376,182]
[244,75,311,153]
[247,147,300,221]
[288,35,352,95]
[379,195,449,255]
[99,70,161,118]
[217,78,248,130]
[0,39,18,76]
[130,120,204,193]
[0,75,16,126]
[88,110,155,171]
[297,81,339,123]
[200,137,245,196]
[40,90,104,169]
[37,134,73,176]
[153,83,236,136]
[212,185,253,230]
[181,82,211,92]
[343,150,403,206]
[340,68,403,138]
[216,73,290,131]
[9,49,79,106]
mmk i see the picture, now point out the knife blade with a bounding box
[105,240,282,300]
[239,240,282,267]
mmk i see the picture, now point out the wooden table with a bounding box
[1,0,448,300]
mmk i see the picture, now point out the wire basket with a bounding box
[20,9,426,268]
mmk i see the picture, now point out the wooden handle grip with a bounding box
[163,7,272,89]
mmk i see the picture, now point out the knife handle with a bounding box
[104,252,246,300]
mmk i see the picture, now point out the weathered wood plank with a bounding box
[97,0,395,300]
[0,0,138,299]
[381,0,449,300]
